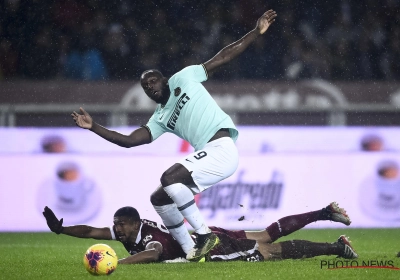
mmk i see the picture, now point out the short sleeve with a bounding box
[173,64,208,82]
[109,226,116,240]
[144,115,166,142]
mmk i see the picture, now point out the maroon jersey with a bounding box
[113,219,186,261]
[112,220,262,262]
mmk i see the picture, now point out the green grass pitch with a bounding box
[1,228,399,280]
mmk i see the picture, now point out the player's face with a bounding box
[140,73,169,104]
[113,216,140,243]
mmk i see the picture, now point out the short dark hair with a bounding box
[140,69,163,80]
[114,206,140,222]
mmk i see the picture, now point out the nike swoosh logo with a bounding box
[185,159,192,163]
[106,251,114,257]
[159,113,165,120]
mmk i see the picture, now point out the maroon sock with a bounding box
[280,240,340,259]
[266,210,322,242]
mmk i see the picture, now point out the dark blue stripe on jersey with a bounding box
[201,63,209,79]
[140,125,153,142]
[177,199,196,211]
[165,220,185,229]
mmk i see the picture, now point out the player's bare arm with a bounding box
[118,242,163,264]
[204,9,277,73]
[71,107,151,148]
[42,206,112,239]
[62,225,112,240]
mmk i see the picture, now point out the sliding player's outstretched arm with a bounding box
[71,107,151,148]
[204,9,277,74]
[42,206,112,240]
[118,242,163,264]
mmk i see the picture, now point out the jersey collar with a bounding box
[134,222,144,245]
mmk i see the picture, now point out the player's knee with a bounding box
[150,191,162,206]
[161,164,192,187]
[150,188,172,206]
[160,169,174,187]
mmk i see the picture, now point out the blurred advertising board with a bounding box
[1,126,400,154]
[1,80,400,107]
[1,152,400,231]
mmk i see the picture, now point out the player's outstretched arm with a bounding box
[118,242,163,264]
[42,206,112,240]
[71,107,151,148]
[204,9,277,74]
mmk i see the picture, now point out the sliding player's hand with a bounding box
[71,107,93,129]
[256,9,277,34]
[43,206,64,234]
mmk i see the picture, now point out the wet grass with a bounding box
[1,228,399,280]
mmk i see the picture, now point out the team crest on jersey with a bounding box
[142,234,153,245]
[174,87,181,96]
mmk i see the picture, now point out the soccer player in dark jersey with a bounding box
[71,8,278,261]
[43,202,358,264]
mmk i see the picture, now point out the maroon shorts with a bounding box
[209,226,246,239]
[208,232,264,262]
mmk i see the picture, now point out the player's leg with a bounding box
[161,163,212,234]
[150,185,195,254]
[151,162,220,258]
[158,164,220,261]
[245,202,351,243]
[207,232,264,262]
[208,226,247,239]
[160,137,239,260]
[258,235,358,260]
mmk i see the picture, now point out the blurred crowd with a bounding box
[1,0,399,81]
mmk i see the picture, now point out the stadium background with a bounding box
[1,0,400,232]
